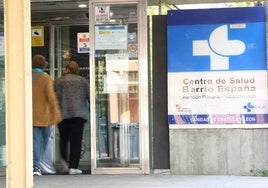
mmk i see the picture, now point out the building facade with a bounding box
[1,0,268,187]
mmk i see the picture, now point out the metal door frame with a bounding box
[89,0,149,174]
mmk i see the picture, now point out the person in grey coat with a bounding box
[55,61,89,175]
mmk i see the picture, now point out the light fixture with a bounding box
[78,4,87,8]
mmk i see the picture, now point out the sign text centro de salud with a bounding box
[167,7,268,124]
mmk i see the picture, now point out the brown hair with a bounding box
[32,54,48,69]
[66,61,80,74]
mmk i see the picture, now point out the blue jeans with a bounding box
[40,126,54,167]
[33,126,53,169]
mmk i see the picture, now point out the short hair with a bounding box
[32,54,48,69]
[66,61,80,74]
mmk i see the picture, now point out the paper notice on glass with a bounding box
[95,5,110,23]
[95,25,127,50]
[32,26,44,47]
[77,32,90,53]
[104,54,129,93]
[106,54,129,71]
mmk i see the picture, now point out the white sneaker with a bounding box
[40,160,56,174]
[69,168,82,175]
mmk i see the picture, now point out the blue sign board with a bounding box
[167,7,268,125]
[168,7,266,72]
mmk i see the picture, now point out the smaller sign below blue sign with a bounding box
[168,114,268,124]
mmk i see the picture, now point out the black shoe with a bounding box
[33,167,42,176]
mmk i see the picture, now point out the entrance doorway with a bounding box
[31,0,149,175]
[31,1,91,173]
[31,24,91,172]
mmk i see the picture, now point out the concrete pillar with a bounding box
[4,0,33,187]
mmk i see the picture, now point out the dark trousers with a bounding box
[58,117,85,169]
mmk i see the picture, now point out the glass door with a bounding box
[90,0,149,174]
[95,41,139,168]
[52,25,91,171]
[32,24,91,173]
[31,0,91,173]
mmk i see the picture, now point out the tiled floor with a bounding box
[2,174,268,188]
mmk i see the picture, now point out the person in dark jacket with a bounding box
[55,61,89,175]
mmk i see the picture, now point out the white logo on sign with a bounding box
[193,25,246,70]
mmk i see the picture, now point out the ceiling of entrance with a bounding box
[148,0,256,4]
[31,0,259,23]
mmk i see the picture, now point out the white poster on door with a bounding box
[95,5,110,23]
[104,53,129,93]
[77,32,90,53]
[95,25,127,50]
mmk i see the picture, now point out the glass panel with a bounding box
[0,0,6,171]
[95,4,139,168]
[54,25,91,171]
